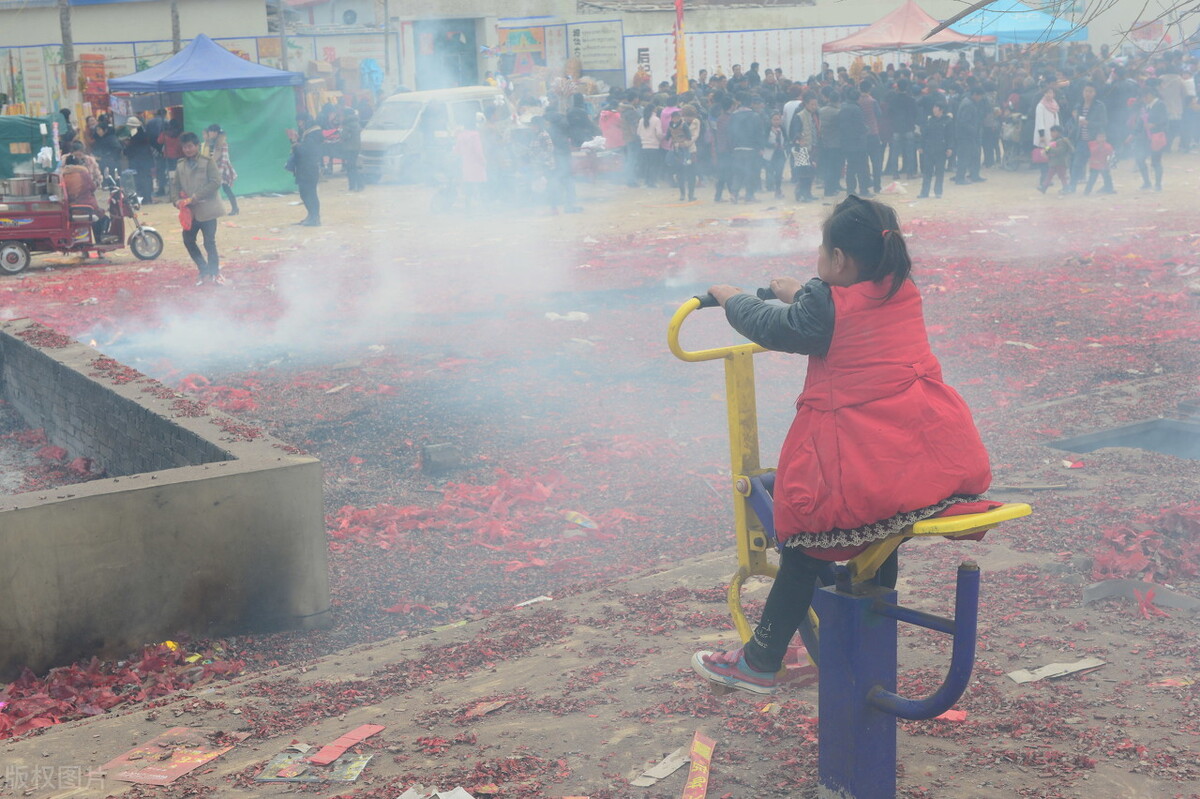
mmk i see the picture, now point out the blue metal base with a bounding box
[813,583,898,799]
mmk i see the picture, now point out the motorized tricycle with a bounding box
[0,170,163,275]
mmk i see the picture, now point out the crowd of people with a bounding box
[433,44,1197,212]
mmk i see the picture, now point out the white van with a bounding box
[360,86,508,182]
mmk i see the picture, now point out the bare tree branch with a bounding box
[923,0,997,41]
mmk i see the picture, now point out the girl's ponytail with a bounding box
[822,195,912,300]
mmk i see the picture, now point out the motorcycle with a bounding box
[0,169,164,275]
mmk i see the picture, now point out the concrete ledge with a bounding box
[0,319,330,680]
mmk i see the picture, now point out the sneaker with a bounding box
[194,278,206,286]
[691,648,777,695]
[1037,184,1048,194]
[213,274,228,286]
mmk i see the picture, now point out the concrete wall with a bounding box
[0,0,268,49]
[0,328,230,477]
[0,319,330,680]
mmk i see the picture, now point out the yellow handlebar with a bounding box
[668,297,767,362]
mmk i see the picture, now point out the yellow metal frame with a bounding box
[669,296,1032,645]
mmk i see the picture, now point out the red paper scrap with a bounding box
[307,724,385,766]
[101,727,249,785]
[680,731,716,799]
[935,709,968,722]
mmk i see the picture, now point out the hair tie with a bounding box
[881,229,896,238]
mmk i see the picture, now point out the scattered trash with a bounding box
[307,723,385,766]
[256,751,372,782]
[1148,675,1196,688]
[422,443,464,473]
[1004,340,1041,350]
[681,731,716,799]
[513,595,553,608]
[582,236,598,244]
[564,511,598,529]
[77,297,98,305]
[630,746,689,786]
[880,181,906,194]
[101,728,249,785]
[545,311,590,322]
[463,699,511,719]
[1006,657,1106,684]
[325,383,351,394]
[1082,579,1200,611]
[1061,459,1085,469]
[397,787,476,799]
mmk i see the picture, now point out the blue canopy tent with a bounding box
[108,34,304,194]
[952,1,1087,44]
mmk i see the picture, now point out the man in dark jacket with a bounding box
[817,89,843,196]
[1068,83,1107,192]
[728,92,765,202]
[838,87,871,196]
[292,114,324,226]
[918,101,953,198]
[884,80,918,177]
[953,87,986,184]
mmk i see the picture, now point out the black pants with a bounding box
[297,178,320,220]
[222,183,239,213]
[182,218,219,277]
[921,153,946,196]
[1137,148,1163,188]
[732,149,759,199]
[844,149,870,194]
[742,545,899,673]
[1085,168,1113,193]
[676,157,696,200]
[955,140,981,181]
[155,153,171,195]
[345,149,363,191]
[865,135,883,191]
[713,152,733,199]
[820,146,844,195]
[130,158,154,201]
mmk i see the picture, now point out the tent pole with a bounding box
[383,0,391,86]
[279,2,289,71]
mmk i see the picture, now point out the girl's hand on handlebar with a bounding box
[769,277,803,302]
[707,284,743,307]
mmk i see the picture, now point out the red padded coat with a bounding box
[773,279,991,559]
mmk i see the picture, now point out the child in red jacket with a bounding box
[694,195,992,695]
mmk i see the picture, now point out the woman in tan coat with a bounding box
[171,132,225,285]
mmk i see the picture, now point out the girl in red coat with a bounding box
[693,195,991,694]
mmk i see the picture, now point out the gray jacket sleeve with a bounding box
[722,278,834,356]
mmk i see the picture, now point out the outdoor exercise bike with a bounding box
[669,292,1031,799]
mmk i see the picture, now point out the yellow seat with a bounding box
[846,503,1033,584]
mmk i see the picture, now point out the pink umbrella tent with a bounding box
[822,0,996,54]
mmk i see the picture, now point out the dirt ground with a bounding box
[2,155,1200,799]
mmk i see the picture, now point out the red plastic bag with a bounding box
[1031,146,1048,164]
[178,203,193,231]
[1149,131,1167,152]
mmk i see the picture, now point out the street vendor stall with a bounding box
[107,35,305,195]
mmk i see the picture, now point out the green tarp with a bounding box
[0,115,54,180]
[182,87,296,195]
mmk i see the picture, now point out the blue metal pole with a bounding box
[813,582,898,799]
[869,561,980,721]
